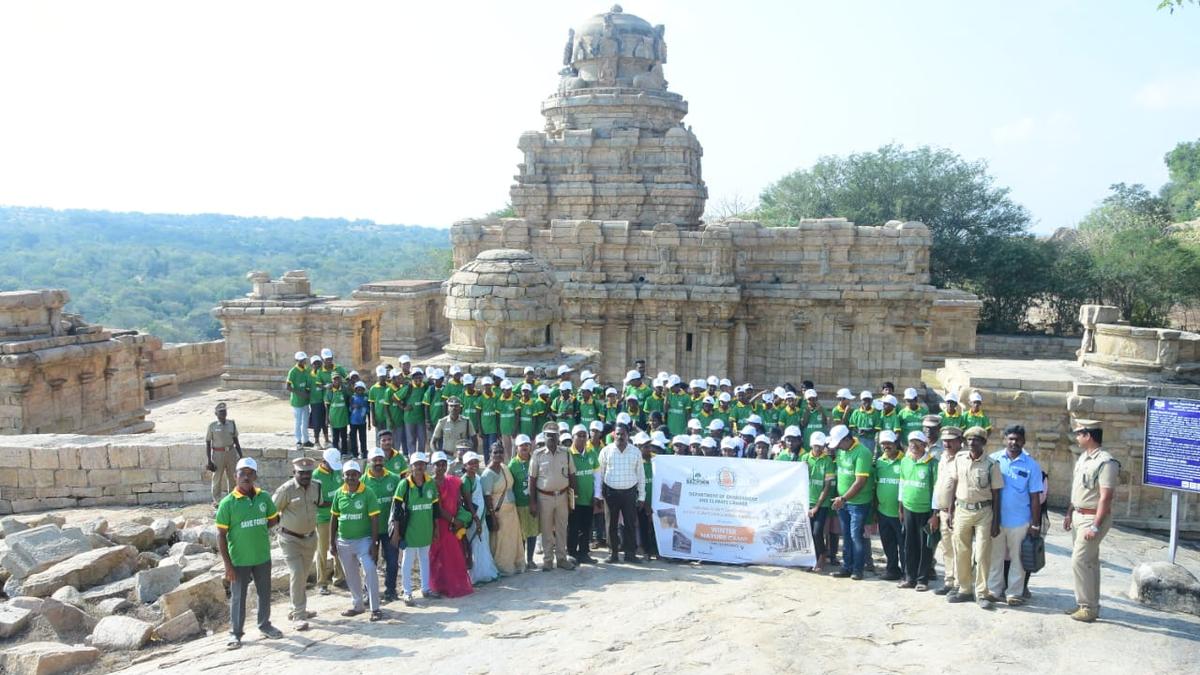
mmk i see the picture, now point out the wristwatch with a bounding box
[1088,525,1100,535]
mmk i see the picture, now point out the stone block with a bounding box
[135,563,181,604]
[79,577,136,603]
[56,447,80,470]
[153,608,202,642]
[0,642,99,675]
[0,447,30,469]
[1,525,91,579]
[55,469,89,488]
[30,450,59,470]
[108,445,141,468]
[168,541,207,557]
[140,446,170,469]
[159,573,227,621]
[78,445,109,469]
[20,544,138,597]
[40,597,97,636]
[0,515,30,536]
[1129,561,1200,616]
[50,585,85,607]
[87,469,124,487]
[151,518,176,543]
[89,615,154,651]
[107,523,156,551]
[7,596,44,612]
[0,603,32,638]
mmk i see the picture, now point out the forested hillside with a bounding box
[0,207,453,341]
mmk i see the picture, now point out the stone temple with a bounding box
[452,4,979,389]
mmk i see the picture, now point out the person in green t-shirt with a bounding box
[391,452,437,603]
[312,448,345,593]
[802,431,836,572]
[495,381,521,453]
[286,352,314,448]
[555,384,579,428]
[897,387,929,440]
[666,382,691,436]
[800,389,830,450]
[847,392,880,453]
[368,367,393,442]
[326,374,350,455]
[401,370,430,455]
[776,426,803,461]
[330,460,382,620]
[576,385,602,429]
[898,430,938,589]
[478,378,500,451]
[874,430,904,580]
[425,376,448,435]
[379,430,408,476]
[508,437,540,570]
[939,393,966,429]
[963,392,992,433]
[567,425,600,564]
[461,376,481,436]
[777,393,804,431]
[215,457,282,647]
[830,425,873,578]
[364,448,401,601]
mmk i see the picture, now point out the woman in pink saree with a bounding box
[429,451,474,598]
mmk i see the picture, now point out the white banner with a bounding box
[650,455,816,567]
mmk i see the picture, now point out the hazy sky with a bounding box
[1,1,1196,233]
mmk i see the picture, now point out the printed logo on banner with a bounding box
[717,468,737,490]
[686,471,710,486]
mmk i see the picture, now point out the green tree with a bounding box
[1160,139,1200,221]
[486,203,516,218]
[1077,184,1200,326]
[756,144,1031,288]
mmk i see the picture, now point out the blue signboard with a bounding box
[1144,397,1200,494]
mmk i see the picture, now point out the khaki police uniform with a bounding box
[431,414,475,455]
[206,418,239,503]
[272,463,321,622]
[933,444,959,591]
[529,444,575,569]
[1070,438,1119,617]
[950,449,1004,599]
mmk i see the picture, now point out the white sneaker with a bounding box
[403,593,414,606]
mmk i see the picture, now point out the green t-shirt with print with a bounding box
[508,457,531,507]
[426,386,447,427]
[286,366,313,408]
[570,447,599,507]
[803,452,836,508]
[384,452,408,476]
[577,397,602,428]
[388,384,409,428]
[325,386,350,428]
[897,405,929,438]
[402,384,429,425]
[644,392,666,416]
[369,383,391,428]
[331,483,380,540]
[312,466,342,524]
[479,392,499,434]
[363,469,401,513]
[940,409,966,429]
[964,409,992,432]
[874,454,903,518]
[215,487,278,567]
[899,453,938,513]
[496,394,520,435]
[848,407,880,435]
[836,440,874,506]
[394,476,438,547]
[778,405,803,430]
[666,392,691,436]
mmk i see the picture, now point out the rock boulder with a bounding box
[0,642,99,675]
[151,518,177,543]
[1,525,91,579]
[40,597,97,636]
[159,573,226,621]
[135,563,182,604]
[50,585,85,607]
[153,608,203,642]
[0,603,32,638]
[1130,561,1200,616]
[20,545,138,597]
[108,523,156,551]
[89,615,154,651]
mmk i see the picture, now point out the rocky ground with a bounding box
[1,502,1198,675]
[147,378,295,434]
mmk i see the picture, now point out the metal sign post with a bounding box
[1169,492,1179,564]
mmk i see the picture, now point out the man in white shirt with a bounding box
[595,425,645,564]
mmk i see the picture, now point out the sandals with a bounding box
[370,610,383,622]
[226,637,242,650]
[340,608,364,617]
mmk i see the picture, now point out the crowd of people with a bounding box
[205,350,1120,649]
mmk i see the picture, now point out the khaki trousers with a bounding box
[536,492,570,568]
[210,449,237,503]
[939,509,958,585]
[1072,512,1111,613]
[988,524,1028,600]
[314,520,344,586]
[278,530,317,618]
[953,506,993,598]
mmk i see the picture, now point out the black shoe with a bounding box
[850,573,863,581]
[625,555,643,564]
[933,585,952,596]
[260,624,283,639]
[303,441,314,448]
[577,555,598,565]
[947,593,970,604]
[606,555,620,563]
[831,570,852,578]
[382,592,398,603]
[333,580,348,589]
[881,572,902,581]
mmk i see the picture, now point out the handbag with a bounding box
[1021,530,1045,573]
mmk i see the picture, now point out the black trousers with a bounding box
[567,503,593,557]
[349,423,367,458]
[332,426,349,452]
[903,508,934,584]
[230,561,272,638]
[603,485,638,557]
[636,507,658,557]
[878,513,903,576]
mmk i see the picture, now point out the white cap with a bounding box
[481,376,495,386]
[754,434,771,446]
[354,382,366,390]
[740,425,756,436]
[668,374,682,386]
[534,433,545,444]
[783,425,802,439]
[873,400,884,411]
[581,380,597,391]
[500,379,513,390]
[734,385,745,394]
[687,418,701,430]
[774,387,787,398]
[431,451,450,463]
[368,447,385,460]
[343,460,362,474]
[523,366,535,375]
[626,394,639,403]
[399,354,411,364]
[908,431,929,444]
[836,388,853,400]
[537,384,551,395]
[882,395,898,406]
[810,431,827,447]
[431,368,444,379]
[559,381,573,391]
[690,379,704,389]
[826,425,851,446]
[701,437,717,449]
[904,387,919,400]
[449,365,462,375]
[879,430,898,444]
[321,348,333,359]
[463,452,482,464]
[672,435,691,445]
[702,396,715,405]
[235,457,258,472]
[718,392,732,403]
[969,392,983,403]
[605,387,618,396]
[708,419,725,431]
[411,367,424,376]
[720,437,738,450]
[859,390,873,400]
[690,434,703,445]
[463,373,475,385]
[632,431,651,445]
[559,433,572,443]
[375,365,388,376]
[295,351,308,361]
[521,383,533,391]
[310,355,322,364]
[944,392,959,403]
[706,375,719,386]
[616,412,632,425]
[804,389,818,399]
[783,391,797,400]
[558,421,570,432]
[657,371,669,381]
[719,378,731,387]
[557,365,573,376]
[651,432,669,449]
[492,368,506,379]
[322,448,343,471]
[747,414,763,425]
[589,421,605,431]
[763,392,775,403]
[515,434,531,446]
[572,424,588,435]
[581,369,595,381]
[410,452,430,464]
[625,369,642,383]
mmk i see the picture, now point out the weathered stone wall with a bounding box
[0,432,296,514]
[938,358,1200,531]
[150,341,226,386]
[975,334,1079,360]
[452,217,951,390]
[925,289,983,364]
[352,281,447,357]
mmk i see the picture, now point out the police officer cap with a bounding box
[214,402,227,412]
[922,414,942,426]
[941,426,964,439]
[964,426,989,441]
[1072,418,1102,432]
[292,457,317,472]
